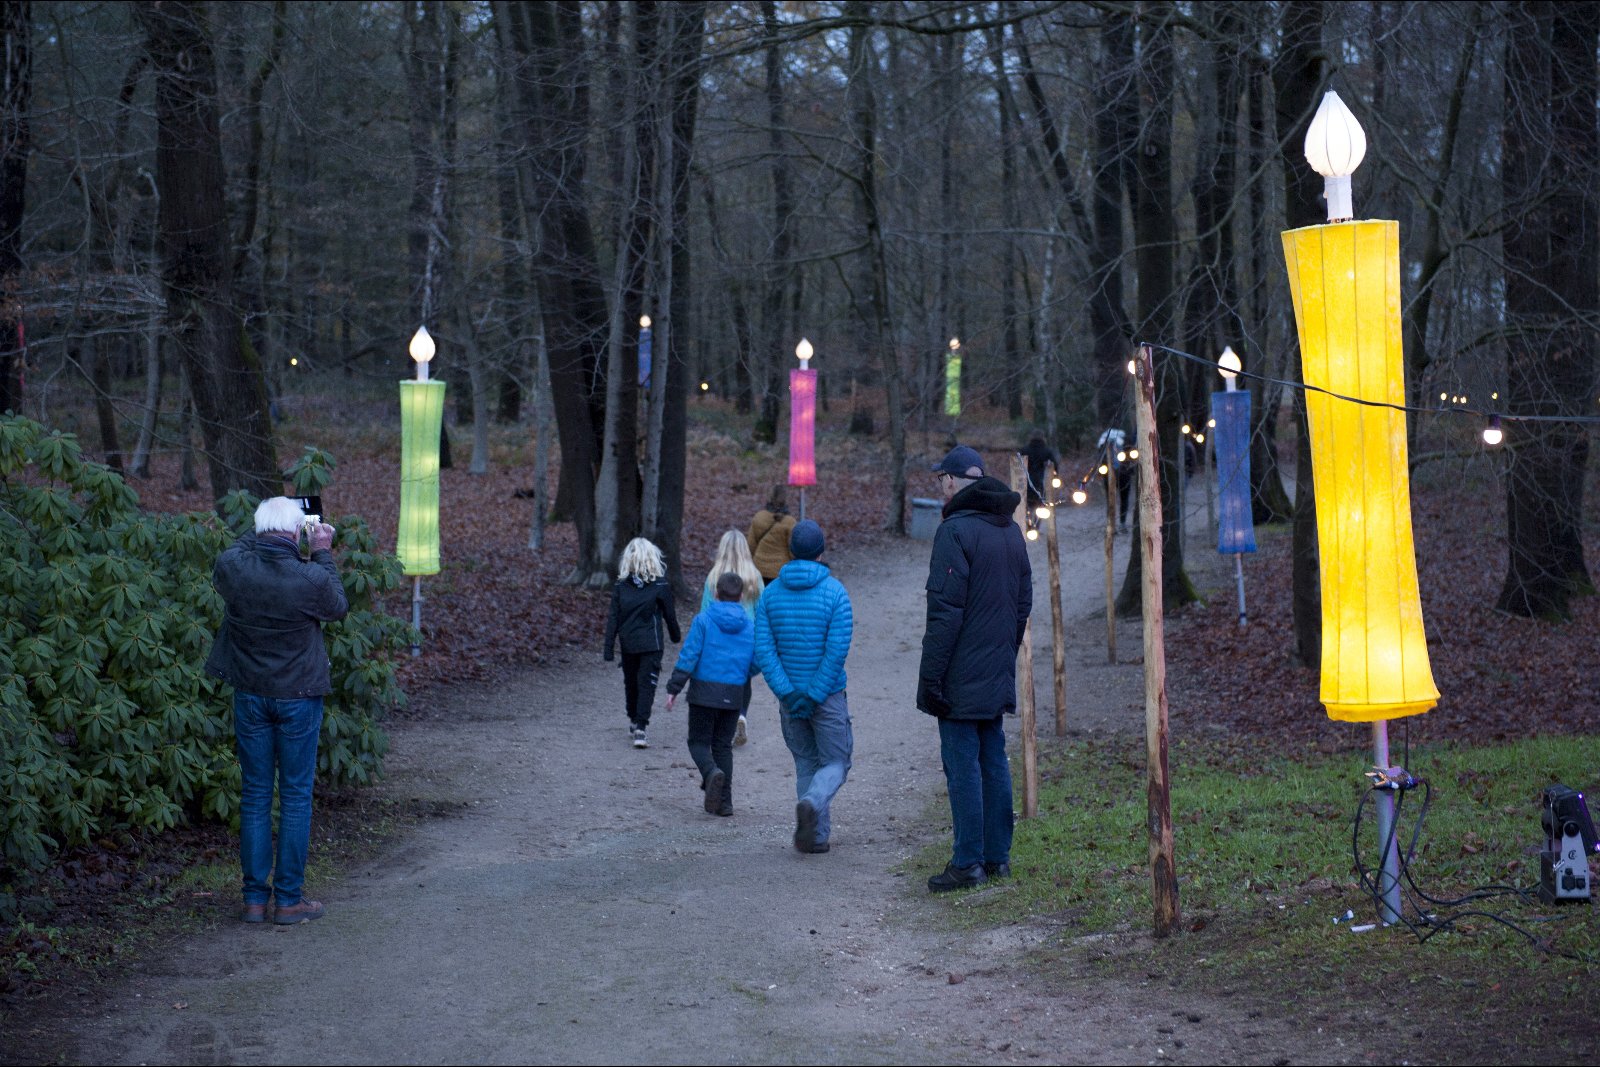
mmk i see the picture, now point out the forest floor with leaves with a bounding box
[4,393,1598,1064]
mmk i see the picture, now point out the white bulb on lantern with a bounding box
[640,315,651,329]
[409,325,435,381]
[1304,90,1367,222]
[796,337,813,368]
[1218,346,1242,391]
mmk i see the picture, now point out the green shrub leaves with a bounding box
[0,416,406,873]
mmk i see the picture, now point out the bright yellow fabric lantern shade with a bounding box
[1282,220,1438,722]
[398,380,446,577]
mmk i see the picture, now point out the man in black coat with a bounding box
[917,445,1033,892]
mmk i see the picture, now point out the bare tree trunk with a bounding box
[1497,0,1599,618]
[0,0,29,414]
[497,0,609,580]
[653,2,705,595]
[756,1,794,444]
[1275,0,1328,666]
[529,300,552,552]
[129,316,161,478]
[137,0,277,501]
[1118,3,1195,615]
[846,9,906,535]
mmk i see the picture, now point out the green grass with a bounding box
[973,736,1597,950]
[928,733,1600,1059]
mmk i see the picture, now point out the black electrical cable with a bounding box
[1348,776,1595,962]
[1139,340,1600,426]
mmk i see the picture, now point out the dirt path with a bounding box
[43,503,1368,1066]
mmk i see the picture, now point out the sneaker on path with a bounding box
[734,716,748,747]
[633,729,649,749]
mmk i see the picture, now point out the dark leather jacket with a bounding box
[204,532,349,698]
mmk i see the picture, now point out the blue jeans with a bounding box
[779,691,852,843]
[938,716,1014,870]
[234,693,324,907]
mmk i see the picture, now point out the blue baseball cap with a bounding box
[932,445,985,478]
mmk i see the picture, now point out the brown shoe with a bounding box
[240,903,270,924]
[273,899,325,925]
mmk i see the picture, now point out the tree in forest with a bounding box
[136,0,277,501]
[0,0,30,414]
[1274,0,1327,667]
[1497,0,1599,619]
[1115,2,1197,615]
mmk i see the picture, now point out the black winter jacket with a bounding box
[204,532,349,699]
[604,576,682,659]
[916,477,1033,719]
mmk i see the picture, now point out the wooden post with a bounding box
[1009,454,1039,819]
[1133,345,1180,938]
[1103,458,1118,664]
[1044,462,1067,736]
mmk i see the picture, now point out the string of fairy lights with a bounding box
[1017,339,1600,540]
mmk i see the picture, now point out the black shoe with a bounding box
[716,801,733,817]
[794,800,819,853]
[928,863,987,893]
[984,861,1012,880]
[808,840,830,854]
[704,769,725,814]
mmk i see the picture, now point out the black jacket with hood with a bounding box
[916,476,1033,720]
[604,576,682,659]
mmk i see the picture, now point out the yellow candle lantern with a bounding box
[1282,118,1438,722]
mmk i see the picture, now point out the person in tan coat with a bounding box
[747,484,797,582]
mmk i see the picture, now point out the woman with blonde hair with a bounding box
[699,529,764,745]
[603,537,681,749]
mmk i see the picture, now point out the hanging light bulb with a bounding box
[1207,418,1216,428]
[1116,450,1127,463]
[1181,423,1192,436]
[1482,415,1503,447]
[1440,392,1448,402]
[1098,463,1110,476]
[1025,527,1040,542]
[1035,505,1051,520]
[1128,448,1139,460]
[1071,488,1088,505]
[1303,90,1367,222]
[1051,475,1062,489]
[1195,433,1205,444]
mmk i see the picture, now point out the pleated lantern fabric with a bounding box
[944,352,962,417]
[1210,390,1256,556]
[1282,220,1438,722]
[788,367,817,487]
[398,380,447,576]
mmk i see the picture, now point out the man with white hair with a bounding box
[205,497,347,925]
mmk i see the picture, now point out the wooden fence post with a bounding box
[1104,458,1118,664]
[1009,454,1039,819]
[1134,346,1180,938]
[1045,463,1067,736]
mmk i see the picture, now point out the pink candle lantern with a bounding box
[788,338,817,487]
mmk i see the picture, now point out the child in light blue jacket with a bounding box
[666,572,758,816]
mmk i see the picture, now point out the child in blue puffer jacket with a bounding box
[666,572,758,816]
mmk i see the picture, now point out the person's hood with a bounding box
[945,475,1020,525]
[708,600,750,634]
[777,558,831,590]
